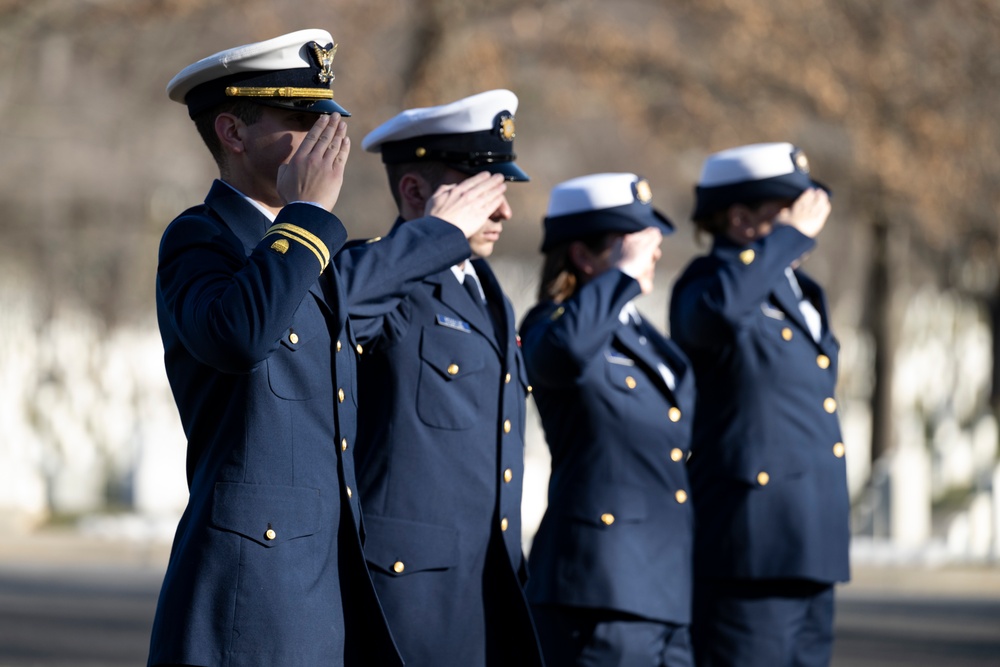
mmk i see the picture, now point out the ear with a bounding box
[568,241,597,276]
[215,113,246,156]
[398,172,430,217]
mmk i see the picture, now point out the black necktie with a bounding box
[463,273,488,316]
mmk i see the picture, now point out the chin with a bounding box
[470,241,496,259]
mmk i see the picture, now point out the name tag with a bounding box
[760,303,786,320]
[436,313,472,333]
[605,352,635,366]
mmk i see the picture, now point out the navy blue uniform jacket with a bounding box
[669,225,850,583]
[149,181,465,667]
[521,269,695,625]
[335,219,542,667]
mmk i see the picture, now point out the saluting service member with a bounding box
[334,90,543,667]
[669,143,850,667]
[520,173,695,667]
[149,31,506,667]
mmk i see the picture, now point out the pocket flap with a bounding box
[363,514,460,575]
[566,483,648,525]
[420,327,486,380]
[211,482,324,547]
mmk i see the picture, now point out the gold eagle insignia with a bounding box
[311,41,338,84]
[498,113,516,142]
[634,179,653,204]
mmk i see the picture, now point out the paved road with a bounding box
[0,534,999,666]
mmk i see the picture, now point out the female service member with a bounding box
[668,143,848,667]
[520,173,695,667]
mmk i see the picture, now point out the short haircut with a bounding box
[384,161,451,209]
[191,100,264,171]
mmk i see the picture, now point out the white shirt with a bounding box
[785,267,823,342]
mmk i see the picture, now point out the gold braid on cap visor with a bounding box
[225,86,335,100]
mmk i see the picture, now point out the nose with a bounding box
[490,195,513,222]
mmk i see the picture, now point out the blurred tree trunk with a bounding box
[867,213,894,465]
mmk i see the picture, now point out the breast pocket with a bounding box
[604,352,641,394]
[416,325,486,430]
[267,297,330,401]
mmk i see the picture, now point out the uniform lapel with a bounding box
[770,270,815,343]
[428,268,501,353]
[798,271,837,352]
[613,318,679,403]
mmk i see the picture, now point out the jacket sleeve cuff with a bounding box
[263,203,349,274]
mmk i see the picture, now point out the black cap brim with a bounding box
[449,160,529,182]
[256,98,351,117]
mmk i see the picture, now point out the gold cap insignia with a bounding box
[498,113,516,142]
[634,179,653,204]
[311,41,338,84]
[792,148,810,174]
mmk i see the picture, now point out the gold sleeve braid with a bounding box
[263,223,331,273]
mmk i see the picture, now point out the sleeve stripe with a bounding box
[263,223,331,267]
[263,229,327,271]
[264,223,331,264]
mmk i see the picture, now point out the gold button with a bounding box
[781,327,793,341]
[527,385,533,394]
[505,372,511,384]
[600,513,615,526]
[740,249,756,265]
[500,517,509,532]
[833,442,846,458]
[675,489,688,504]
[356,343,363,355]
[447,363,459,375]
[625,376,637,389]
[415,147,427,158]
[346,486,352,498]
[503,419,512,433]
[503,468,513,483]
[757,471,770,486]
[670,448,684,462]
[265,528,276,541]
[289,332,299,344]
[824,397,837,413]
[341,438,348,452]
[550,306,565,321]
[393,561,405,574]
[338,388,345,403]
[668,407,681,422]
[336,340,342,352]
[817,354,831,369]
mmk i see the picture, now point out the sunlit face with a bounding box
[437,168,513,258]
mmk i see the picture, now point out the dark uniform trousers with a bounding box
[335,218,543,667]
[669,225,850,667]
[520,269,696,667]
[149,183,465,667]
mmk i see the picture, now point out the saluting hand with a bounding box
[614,227,663,295]
[425,172,508,239]
[774,187,830,239]
[277,113,351,212]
